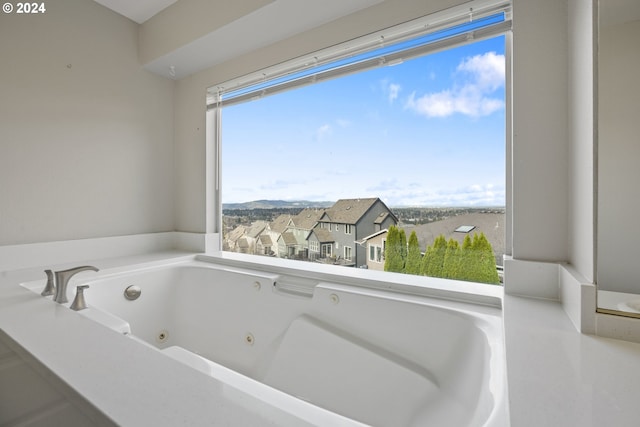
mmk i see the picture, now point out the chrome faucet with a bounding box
[53,266,99,304]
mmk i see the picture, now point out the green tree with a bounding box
[420,245,433,276]
[405,231,422,275]
[442,238,460,279]
[425,235,447,278]
[384,226,405,273]
[399,228,407,266]
[455,232,500,284]
[456,234,475,281]
[473,232,500,284]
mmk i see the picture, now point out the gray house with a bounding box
[312,198,397,267]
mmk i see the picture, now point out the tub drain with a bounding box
[156,330,169,344]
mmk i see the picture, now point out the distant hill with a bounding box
[222,200,334,210]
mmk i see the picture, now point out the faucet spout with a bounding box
[53,266,99,304]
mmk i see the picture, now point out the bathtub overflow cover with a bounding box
[124,285,141,301]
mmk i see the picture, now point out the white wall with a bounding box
[0,0,175,246]
[511,0,569,263]
[598,19,640,293]
[567,0,596,283]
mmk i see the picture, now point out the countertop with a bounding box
[2,250,640,426]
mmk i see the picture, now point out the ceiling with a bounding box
[93,0,383,79]
[93,0,178,24]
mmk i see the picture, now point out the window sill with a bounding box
[198,251,503,308]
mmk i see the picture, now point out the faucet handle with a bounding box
[41,269,56,296]
[70,285,89,311]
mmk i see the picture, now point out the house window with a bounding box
[369,244,383,263]
[310,240,319,252]
[344,246,353,261]
[321,244,332,258]
[212,1,509,285]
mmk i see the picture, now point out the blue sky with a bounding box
[222,35,505,207]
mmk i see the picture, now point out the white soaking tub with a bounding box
[26,258,508,427]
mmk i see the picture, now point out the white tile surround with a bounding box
[1,234,640,426]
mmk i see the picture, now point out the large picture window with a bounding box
[213,2,510,284]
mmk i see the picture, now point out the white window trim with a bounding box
[344,246,352,261]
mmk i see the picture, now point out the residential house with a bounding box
[260,214,292,257]
[357,229,388,271]
[223,224,246,252]
[238,221,267,254]
[307,227,336,261]
[285,208,325,259]
[313,198,397,267]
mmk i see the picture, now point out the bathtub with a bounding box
[24,258,508,426]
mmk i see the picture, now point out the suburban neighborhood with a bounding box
[223,198,504,276]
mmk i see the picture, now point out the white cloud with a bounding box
[379,183,505,207]
[388,83,401,104]
[405,52,505,118]
[315,124,332,141]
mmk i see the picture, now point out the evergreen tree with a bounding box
[426,235,447,278]
[384,226,405,273]
[456,234,474,281]
[442,238,460,279]
[420,245,433,276]
[475,232,500,284]
[456,232,500,284]
[405,231,422,275]
[399,228,407,268]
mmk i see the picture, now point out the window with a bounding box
[321,244,332,258]
[369,244,383,263]
[344,246,353,261]
[213,1,510,285]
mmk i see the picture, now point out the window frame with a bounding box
[206,1,513,285]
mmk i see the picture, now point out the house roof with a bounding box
[280,231,298,246]
[308,228,334,243]
[226,225,246,242]
[356,229,388,245]
[320,197,382,224]
[292,208,324,229]
[237,237,250,249]
[259,235,273,245]
[269,214,292,234]
[245,221,267,238]
[374,212,391,224]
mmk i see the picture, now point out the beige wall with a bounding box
[0,0,175,245]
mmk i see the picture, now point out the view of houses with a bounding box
[224,198,397,267]
[224,198,505,273]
